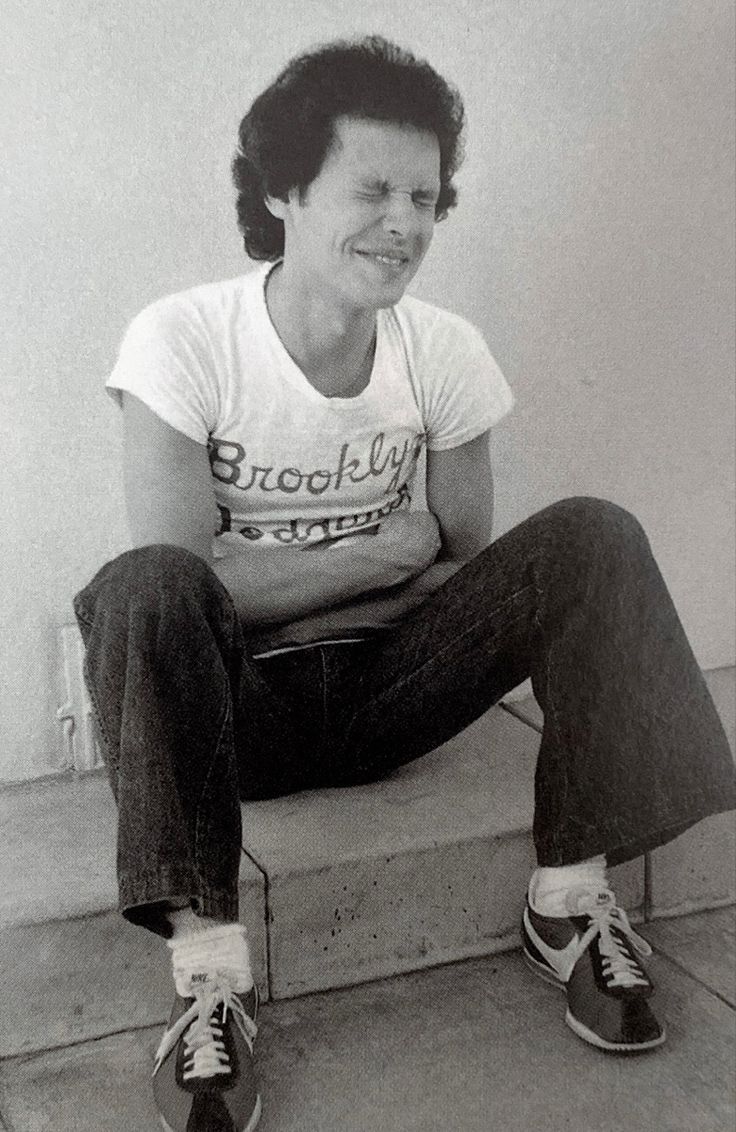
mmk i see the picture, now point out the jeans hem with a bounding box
[119,867,239,938]
[535,789,736,867]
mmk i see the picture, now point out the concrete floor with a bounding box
[0,907,733,1132]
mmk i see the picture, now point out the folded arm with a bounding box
[248,431,497,645]
[121,394,441,624]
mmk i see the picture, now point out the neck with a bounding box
[265,261,376,374]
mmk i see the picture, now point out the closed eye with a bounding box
[356,187,438,210]
[356,181,389,200]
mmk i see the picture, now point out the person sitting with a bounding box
[74,35,736,1132]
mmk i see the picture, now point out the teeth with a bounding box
[360,252,405,265]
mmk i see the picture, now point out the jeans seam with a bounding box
[81,656,117,770]
[354,582,537,718]
[529,546,571,862]
[194,694,235,888]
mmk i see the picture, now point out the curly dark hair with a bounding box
[232,35,465,261]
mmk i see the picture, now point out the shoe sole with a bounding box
[160,1093,262,1132]
[565,1008,666,1053]
[522,950,667,1054]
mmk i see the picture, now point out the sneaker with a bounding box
[521,887,666,1053]
[152,973,261,1131]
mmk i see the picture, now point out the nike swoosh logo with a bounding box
[523,907,581,982]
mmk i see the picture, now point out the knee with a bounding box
[124,543,213,582]
[539,496,650,556]
[74,544,217,623]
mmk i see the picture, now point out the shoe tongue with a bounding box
[565,887,615,916]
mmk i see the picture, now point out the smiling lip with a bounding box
[355,250,410,266]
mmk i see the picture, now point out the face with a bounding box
[267,116,442,313]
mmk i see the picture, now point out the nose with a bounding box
[382,191,416,237]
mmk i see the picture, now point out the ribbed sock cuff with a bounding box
[167,922,253,996]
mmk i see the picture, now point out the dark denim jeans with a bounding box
[73,497,735,937]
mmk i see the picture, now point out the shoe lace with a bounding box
[152,977,258,1081]
[576,892,652,989]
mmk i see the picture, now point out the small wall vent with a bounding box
[57,624,104,772]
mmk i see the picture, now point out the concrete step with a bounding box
[1,672,732,1060]
[242,705,643,1000]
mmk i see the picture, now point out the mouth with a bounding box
[354,250,410,269]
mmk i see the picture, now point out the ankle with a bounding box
[529,854,607,916]
[168,905,227,940]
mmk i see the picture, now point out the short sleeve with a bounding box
[106,297,219,445]
[407,307,514,451]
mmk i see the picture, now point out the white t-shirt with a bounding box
[107,262,514,559]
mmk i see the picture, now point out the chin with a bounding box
[365,276,413,310]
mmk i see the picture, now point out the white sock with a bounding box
[168,905,225,940]
[167,915,253,997]
[528,854,607,917]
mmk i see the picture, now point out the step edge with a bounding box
[242,820,535,878]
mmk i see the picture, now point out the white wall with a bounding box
[1,0,734,781]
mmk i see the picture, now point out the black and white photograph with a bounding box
[1,2,734,1129]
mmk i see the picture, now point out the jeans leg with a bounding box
[74,544,249,937]
[331,497,735,867]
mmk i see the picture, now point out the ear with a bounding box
[264,195,288,220]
